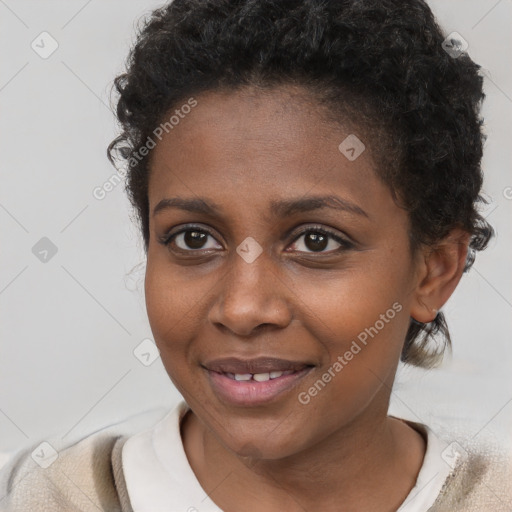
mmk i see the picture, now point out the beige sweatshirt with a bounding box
[1,417,511,512]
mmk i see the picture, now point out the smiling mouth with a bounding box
[202,357,314,406]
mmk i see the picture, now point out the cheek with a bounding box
[144,271,196,399]
[144,260,197,365]
[145,248,201,327]
[293,304,408,441]
[292,255,412,403]
[296,254,411,345]
[302,293,406,392]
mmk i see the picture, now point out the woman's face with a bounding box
[145,85,421,459]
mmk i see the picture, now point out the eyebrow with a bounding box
[152,195,369,219]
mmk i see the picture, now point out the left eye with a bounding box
[289,228,352,254]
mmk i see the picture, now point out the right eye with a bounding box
[158,225,222,253]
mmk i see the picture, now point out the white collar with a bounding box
[395,416,457,511]
[122,400,222,512]
[122,401,456,512]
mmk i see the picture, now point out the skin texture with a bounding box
[144,85,470,511]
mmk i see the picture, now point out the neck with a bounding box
[182,402,426,512]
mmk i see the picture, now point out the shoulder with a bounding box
[0,408,168,512]
[0,430,127,511]
[428,433,512,511]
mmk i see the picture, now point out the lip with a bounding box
[202,356,312,374]
[203,357,314,407]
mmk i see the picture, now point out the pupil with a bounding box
[306,232,327,252]
[185,230,206,249]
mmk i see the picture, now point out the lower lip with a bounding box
[205,367,313,407]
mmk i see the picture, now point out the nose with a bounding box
[207,244,293,337]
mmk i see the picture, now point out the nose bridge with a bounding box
[209,236,292,335]
[226,236,275,304]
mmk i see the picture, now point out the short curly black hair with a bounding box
[107,0,494,369]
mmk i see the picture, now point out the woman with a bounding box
[1,0,510,510]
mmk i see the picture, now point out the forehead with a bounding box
[147,85,393,220]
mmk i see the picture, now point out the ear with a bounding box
[410,228,471,323]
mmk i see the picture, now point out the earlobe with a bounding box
[410,228,471,324]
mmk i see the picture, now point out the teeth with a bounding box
[234,373,252,381]
[253,372,270,382]
[228,370,295,381]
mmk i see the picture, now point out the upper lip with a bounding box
[203,357,313,374]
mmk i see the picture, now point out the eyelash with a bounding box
[158,224,354,255]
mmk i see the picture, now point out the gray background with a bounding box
[1,0,511,460]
